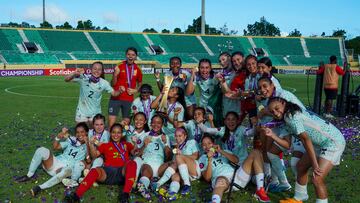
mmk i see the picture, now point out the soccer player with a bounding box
[267,97,346,203]
[199,135,270,203]
[257,57,282,90]
[316,55,345,118]
[65,62,120,126]
[151,86,186,145]
[197,111,249,163]
[130,84,156,126]
[136,114,172,200]
[108,47,143,128]
[64,123,137,203]
[15,123,89,197]
[154,57,197,119]
[174,106,214,146]
[62,114,110,187]
[153,127,200,200]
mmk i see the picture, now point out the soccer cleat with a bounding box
[279,198,303,203]
[269,183,292,193]
[62,178,79,188]
[266,181,279,192]
[180,185,191,195]
[254,187,270,202]
[30,185,41,197]
[158,187,168,197]
[118,192,130,203]
[63,192,80,203]
[137,182,151,200]
[15,175,33,183]
[150,182,159,192]
[167,191,179,201]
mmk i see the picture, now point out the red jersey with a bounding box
[98,141,134,167]
[111,61,143,102]
[230,71,247,91]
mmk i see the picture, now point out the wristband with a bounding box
[55,137,60,141]
[156,78,160,82]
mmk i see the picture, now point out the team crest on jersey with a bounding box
[132,106,137,110]
[109,147,113,151]
[137,139,142,144]
[217,128,221,131]
[199,163,204,169]
[134,70,137,75]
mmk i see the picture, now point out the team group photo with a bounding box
[0,0,360,203]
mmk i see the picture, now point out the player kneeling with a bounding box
[15,123,89,197]
[199,135,270,203]
[64,123,137,203]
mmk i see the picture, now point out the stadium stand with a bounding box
[0,28,345,67]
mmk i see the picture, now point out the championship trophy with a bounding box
[158,76,174,112]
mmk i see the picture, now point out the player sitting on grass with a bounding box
[152,127,201,200]
[267,97,346,203]
[199,134,270,203]
[135,114,172,200]
[15,123,90,197]
[62,114,110,187]
[65,61,121,127]
[64,123,137,203]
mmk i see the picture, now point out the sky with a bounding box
[1,0,359,38]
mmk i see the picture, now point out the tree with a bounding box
[345,36,360,56]
[219,23,238,35]
[243,17,280,36]
[102,26,111,31]
[161,29,170,33]
[40,21,53,29]
[321,32,326,37]
[143,28,158,33]
[83,20,95,30]
[76,20,84,30]
[56,21,73,29]
[288,29,302,37]
[185,16,220,35]
[173,28,182,34]
[332,29,346,39]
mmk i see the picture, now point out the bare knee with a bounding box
[171,173,180,182]
[312,175,325,186]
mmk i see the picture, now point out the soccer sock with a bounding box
[71,161,85,181]
[255,173,264,190]
[133,157,143,182]
[290,157,300,177]
[39,167,72,189]
[27,147,50,177]
[294,181,309,201]
[76,168,100,198]
[123,160,137,194]
[211,194,221,203]
[157,167,175,187]
[91,157,104,168]
[267,152,289,185]
[169,181,180,193]
[316,198,328,203]
[263,162,271,177]
[178,164,190,186]
[139,176,150,189]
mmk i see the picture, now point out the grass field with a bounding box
[0,74,359,203]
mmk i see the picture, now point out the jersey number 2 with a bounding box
[88,91,94,98]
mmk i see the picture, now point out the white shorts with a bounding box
[143,161,162,178]
[291,137,306,153]
[315,144,345,166]
[211,166,251,191]
[43,156,65,176]
[75,112,94,123]
[190,160,201,181]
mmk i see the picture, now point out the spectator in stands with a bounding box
[317,55,345,118]
[109,47,143,128]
